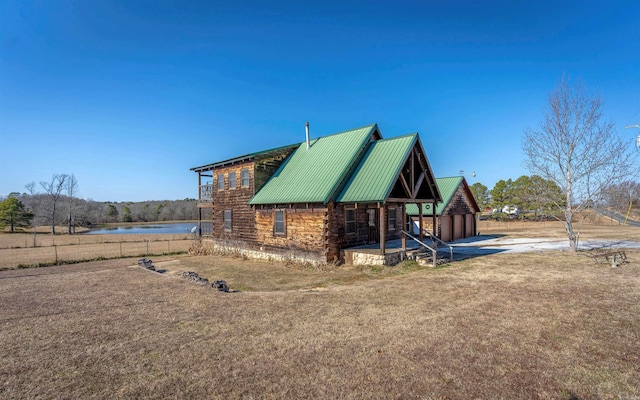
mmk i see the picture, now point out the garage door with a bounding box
[465,214,475,237]
[453,215,464,240]
[439,216,452,242]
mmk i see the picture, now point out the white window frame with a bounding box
[217,173,224,191]
[223,210,232,232]
[229,171,236,189]
[241,168,250,187]
[274,209,286,236]
[388,207,396,232]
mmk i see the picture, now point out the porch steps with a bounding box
[405,246,451,267]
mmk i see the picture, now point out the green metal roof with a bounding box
[406,176,464,216]
[248,124,379,205]
[335,134,417,203]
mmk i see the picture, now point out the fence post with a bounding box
[54,245,58,265]
[168,240,170,253]
[146,240,149,256]
[120,242,123,257]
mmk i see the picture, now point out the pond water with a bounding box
[84,222,198,235]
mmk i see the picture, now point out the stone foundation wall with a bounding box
[347,251,406,266]
[202,238,327,266]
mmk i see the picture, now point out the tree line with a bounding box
[469,176,638,219]
[0,173,197,234]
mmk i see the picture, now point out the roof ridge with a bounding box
[312,123,378,141]
[323,125,381,203]
[377,132,417,142]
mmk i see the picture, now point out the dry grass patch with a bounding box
[0,233,193,269]
[478,219,640,241]
[162,255,426,292]
[1,250,639,399]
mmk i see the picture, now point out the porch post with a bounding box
[418,202,423,241]
[379,204,386,255]
[401,203,406,250]
[432,202,437,238]
[197,172,202,237]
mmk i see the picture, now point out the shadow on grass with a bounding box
[434,235,508,262]
[451,247,507,261]
[449,234,506,244]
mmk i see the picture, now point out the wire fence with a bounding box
[0,239,193,269]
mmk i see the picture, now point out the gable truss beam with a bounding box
[398,173,413,199]
[412,172,425,199]
[414,148,427,172]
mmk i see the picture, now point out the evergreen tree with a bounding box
[469,182,489,210]
[0,195,34,232]
[105,204,119,222]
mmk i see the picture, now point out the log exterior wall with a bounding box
[209,201,407,265]
[211,161,257,244]
[255,206,327,262]
[205,158,413,263]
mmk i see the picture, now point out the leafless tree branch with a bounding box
[522,76,637,252]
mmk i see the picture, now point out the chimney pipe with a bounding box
[305,121,310,150]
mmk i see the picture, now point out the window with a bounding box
[388,207,396,231]
[274,209,286,235]
[345,209,356,234]
[367,209,376,227]
[224,210,232,232]
[241,169,250,187]
[229,171,236,189]
[217,173,224,190]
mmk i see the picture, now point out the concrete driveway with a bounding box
[448,235,640,258]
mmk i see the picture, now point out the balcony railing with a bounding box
[199,184,213,202]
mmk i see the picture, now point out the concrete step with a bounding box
[406,249,451,267]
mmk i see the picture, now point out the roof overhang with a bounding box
[190,143,299,173]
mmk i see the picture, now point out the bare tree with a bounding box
[66,174,79,234]
[523,76,636,251]
[25,182,40,246]
[40,174,69,235]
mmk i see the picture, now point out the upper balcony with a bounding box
[198,184,213,204]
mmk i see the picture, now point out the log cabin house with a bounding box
[406,176,480,242]
[191,124,442,265]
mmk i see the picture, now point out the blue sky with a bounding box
[1,0,639,202]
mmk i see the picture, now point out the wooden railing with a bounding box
[420,229,454,262]
[198,221,213,236]
[199,184,213,202]
[401,230,438,268]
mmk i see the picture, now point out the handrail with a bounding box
[421,229,453,262]
[401,230,438,268]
